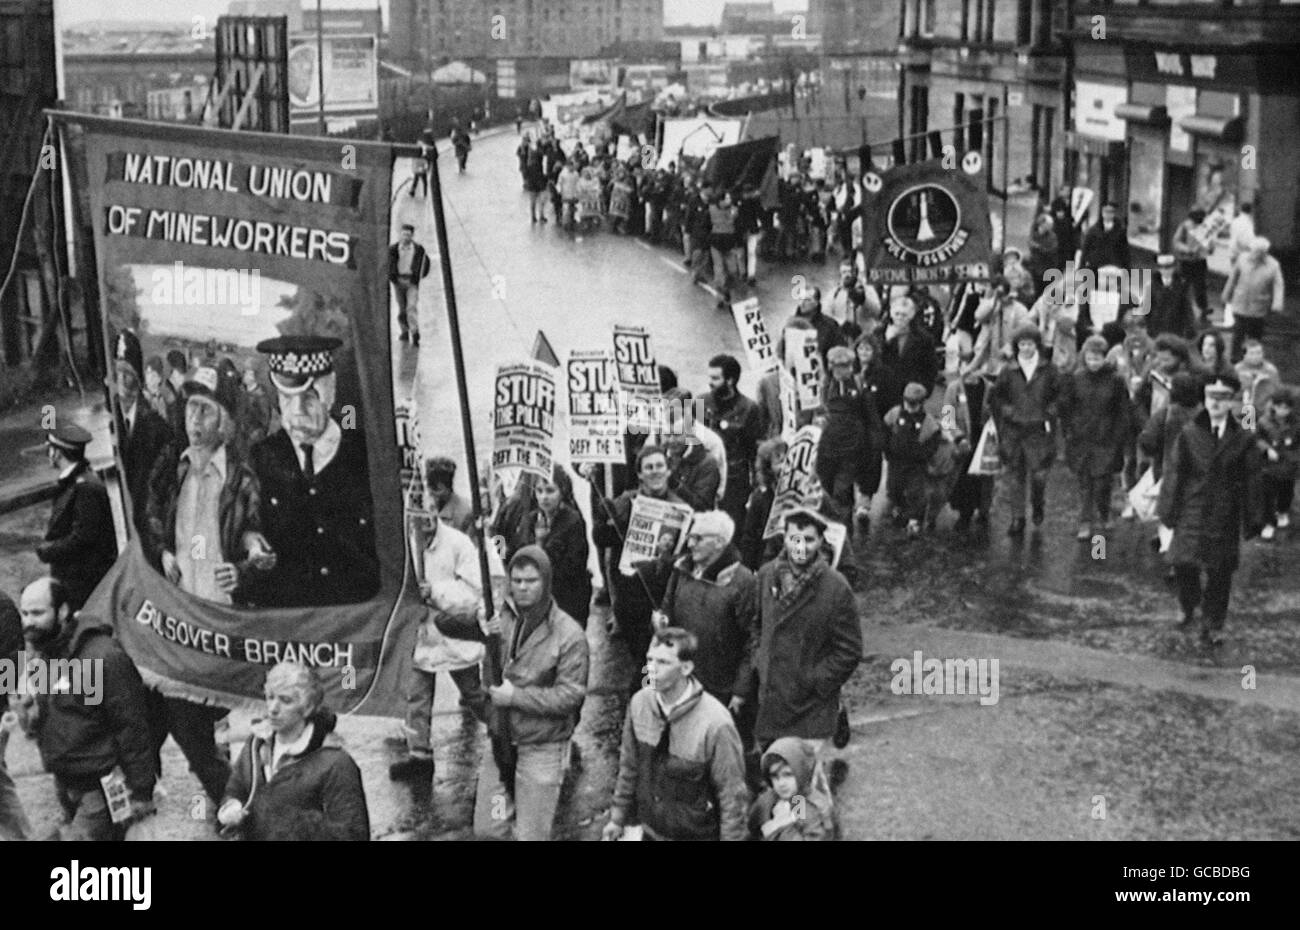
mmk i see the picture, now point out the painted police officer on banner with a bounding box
[241,336,380,608]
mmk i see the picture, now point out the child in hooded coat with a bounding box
[747,737,836,840]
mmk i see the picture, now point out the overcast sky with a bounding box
[60,0,808,27]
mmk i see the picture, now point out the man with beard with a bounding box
[702,354,762,537]
[243,336,379,608]
[19,577,156,840]
[36,425,117,612]
[111,331,174,539]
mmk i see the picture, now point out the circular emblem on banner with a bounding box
[863,172,883,193]
[886,184,963,261]
[962,151,982,175]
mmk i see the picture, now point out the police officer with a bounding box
[243,336,380,607]
[36,425,117,611]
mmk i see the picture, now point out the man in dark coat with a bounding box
[1157,374,1264,647]
[1077,201,1132,272]
[879,293,939,414]
[793,288,845,368]
[989,324,1063,536]
[36,425,117,611]
[21,577,156,840]
[388,224,431,345]
[702,354,763,536]
[660,510,757,710]
[748,507,861,749]
[1143,254,1195,339]
[242,336,379,608]
[111,330,175,540]
[1059,335,1132,539]
[817,346,884,526]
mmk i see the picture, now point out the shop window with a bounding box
[1127,134,1164,254]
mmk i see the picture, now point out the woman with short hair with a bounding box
[218,663,369,841]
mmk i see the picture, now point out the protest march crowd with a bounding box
[0,115,1292,845]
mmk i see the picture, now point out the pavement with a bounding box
[3,121,1300,841]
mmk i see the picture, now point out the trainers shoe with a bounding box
[1076,523,1092,541]
[906,519,922,537]
[389,756,435,782]
[1261,524,1276,540]
[1277,512,1290,528]
[1121,504,1136,520]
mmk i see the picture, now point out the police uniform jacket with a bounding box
[244,427,379,607]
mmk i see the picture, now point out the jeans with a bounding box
[410,169,428,198]
[710,244,737,292]
[1005,463,1048,519]
[473,739,570,840]
[404,665,486,758]
[1173,562,1235,632]
[392,280,420,339]
[54,775,117,841]
[1179,259,1208,317]
[0,757,30,840]
[1076,472,1114,524]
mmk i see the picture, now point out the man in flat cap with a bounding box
[242,336,380,608]
[1142,254,1194,340]
[1157,373,1265,648]
[110,330,175,539]
[36,425,117,611]
[144,365,270,607]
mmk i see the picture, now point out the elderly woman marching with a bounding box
[1059,335,1133,539]
[217,662,370,841]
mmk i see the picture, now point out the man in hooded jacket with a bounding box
[474,545,589,841]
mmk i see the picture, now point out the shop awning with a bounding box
[1176,115,1244,143]
[1114,103,1168,125]
[1061,130,1125,159]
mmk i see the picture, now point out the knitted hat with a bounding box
[1081,335,1110,358]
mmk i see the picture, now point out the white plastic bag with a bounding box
[1127,469,1162,523]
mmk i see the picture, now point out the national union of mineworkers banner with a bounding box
[53,113,420,716]
[859,154,993,287]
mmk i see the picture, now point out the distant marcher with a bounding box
[883,382,949,536]
[1171,208,1211,322]
[1257,386,1299,540]
[388,224,431,346]
[988,324,1062,536]
[816,346,884,528]
[1059,335,1131,539]
[1222,237,1284,362]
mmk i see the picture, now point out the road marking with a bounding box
[698,282,721,298]
[658,255,688,274]
[635,240,653,251]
